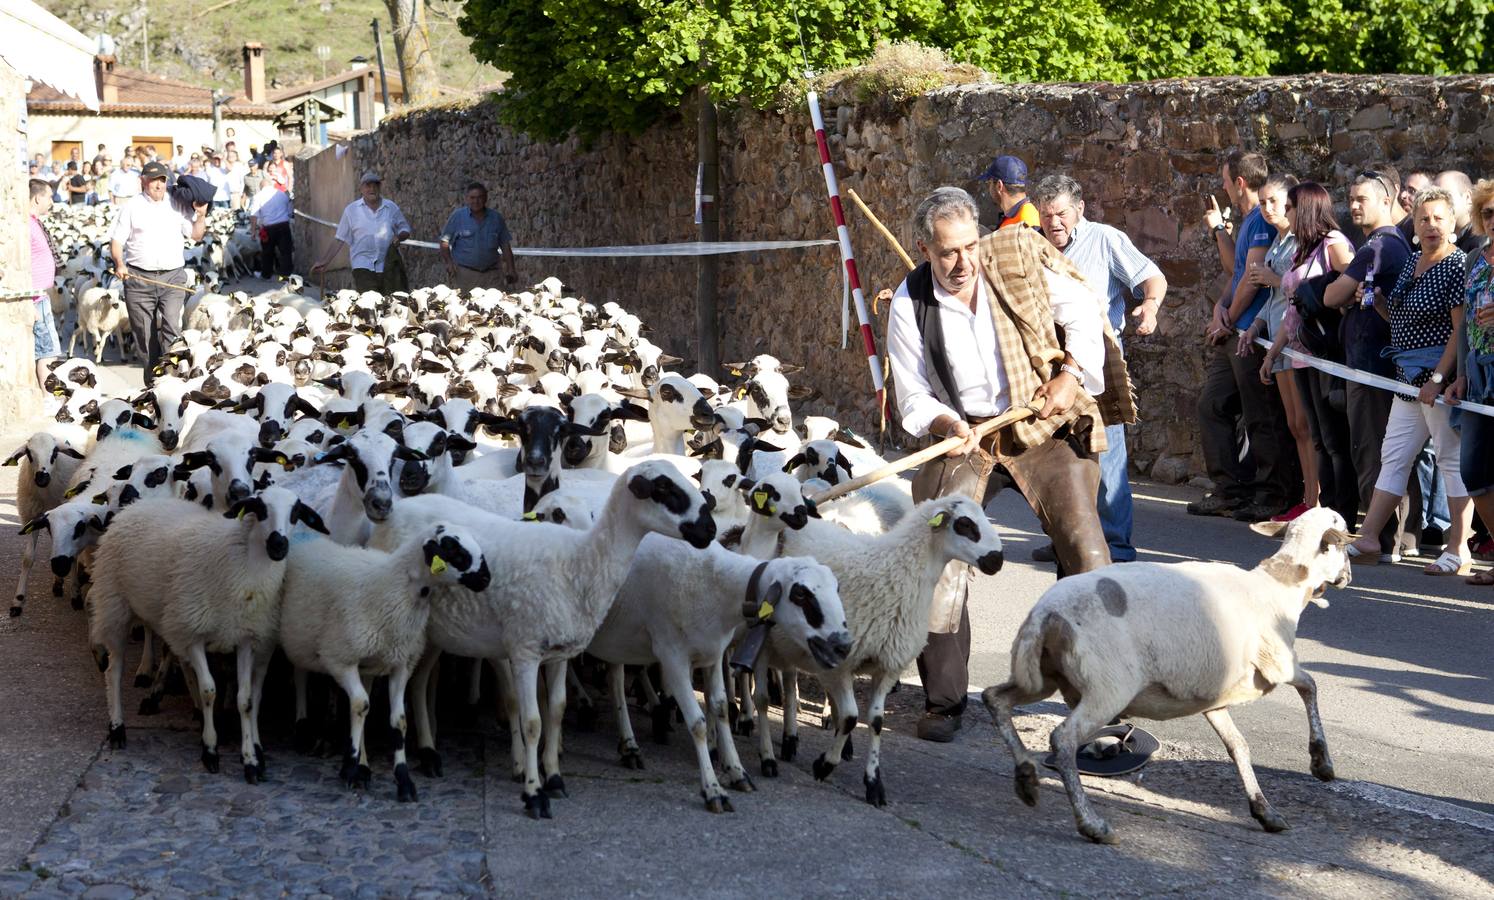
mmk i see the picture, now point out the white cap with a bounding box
[359,171,382,185]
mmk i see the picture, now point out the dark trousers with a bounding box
[1197,345,1252,499]
[1297,367,1359,525]
[123,265,186,384]
[1345,380,1406,553]
[260,222,293,278]
[351,266,407,294]
[914,422,1109,715]
[1198,342,1299,506]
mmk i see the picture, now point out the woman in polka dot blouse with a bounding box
[1348,186,1474,576]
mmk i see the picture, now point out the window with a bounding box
[50,141,82,164]
[132,136,175,160]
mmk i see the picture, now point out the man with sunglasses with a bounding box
[1323,169,1415,559]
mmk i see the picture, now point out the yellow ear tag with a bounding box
[734,386,747,400]
[275,454,288,466]
[729,368,742,377]
[237,508,246,520]
[928,512,947,529]
[429,555,448,576]
[757,600,774,620]
[522,511,539,521]
[753,490,769,510]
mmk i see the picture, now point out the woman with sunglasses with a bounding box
[1444,178,1494,584]
[1248,181,1354,523]
[1348,187,1474,575]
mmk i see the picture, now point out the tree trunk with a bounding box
[383,0,439,105]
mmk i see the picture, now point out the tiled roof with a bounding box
[27,66,278,118]
[267,67,405,104]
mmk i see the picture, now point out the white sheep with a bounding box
[589,551,850,811]
[278,523,490,801]
[980,508,1353,844]
[88,488,329,781]
[70,285,129,362]
[764,496,1004,806]
[368,459,716,818]
[6,426,88,616]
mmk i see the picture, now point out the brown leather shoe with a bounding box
[915,712,963,743]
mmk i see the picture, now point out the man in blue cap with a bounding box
[976,155,1040,231]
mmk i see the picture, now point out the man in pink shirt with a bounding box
[27,179,61,390]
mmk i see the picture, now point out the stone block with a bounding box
[1348,103,1394,130]
[1125,206,1181,253]
[1274,121,1310,142]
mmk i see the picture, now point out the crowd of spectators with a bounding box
[1189,152,1494,584]
[25,137,293,211]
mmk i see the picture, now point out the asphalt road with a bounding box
[961,480,1494,816]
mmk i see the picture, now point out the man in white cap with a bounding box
[311,171,411,293]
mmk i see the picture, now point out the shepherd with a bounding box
[884,186,1135,742]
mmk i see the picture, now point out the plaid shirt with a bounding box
[976,227,1136,457]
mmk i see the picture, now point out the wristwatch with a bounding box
[1431,371,1445,384]
[1213,223,1228,234]
[1060,363,1085,384]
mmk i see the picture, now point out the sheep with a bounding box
[368,459,716,818]
[296,427,427,545]
[6,427,88,615]
[980,508,1354,844]
[88,488,330,781]
[278,523,490,801]
[70,285,129,362]
[763,496,1005,806]
[589,551,850,811]
[785,439,913,535]
[614,375,716,457]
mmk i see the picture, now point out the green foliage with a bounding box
[458,0,1494,142]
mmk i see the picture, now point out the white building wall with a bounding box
[25,112,279,160]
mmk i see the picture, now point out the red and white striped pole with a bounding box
[807,90,886,417]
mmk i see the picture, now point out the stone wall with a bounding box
[2,60,41,428]
[295,74,1494,477]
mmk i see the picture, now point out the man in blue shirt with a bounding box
[1033,174,1167,563]
[439,182,517,291]
[1189,150,1297,520]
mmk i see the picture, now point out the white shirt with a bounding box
[112,192,194,270]
[886,267,1107,438]
[108,169,140,201]
[249,185,292,227]
[334,197,412,273]
[206,165,231,201]
[224,162,248,196]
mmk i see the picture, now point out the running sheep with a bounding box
[981,508,1352,844]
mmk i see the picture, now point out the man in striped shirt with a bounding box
[1032,174,1167,564]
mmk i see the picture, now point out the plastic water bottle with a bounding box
[1360,265,1376,309]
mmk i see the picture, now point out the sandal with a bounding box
[1424,551,1473,576]
[1465,569,1494,586]
[1346,543,1381,566]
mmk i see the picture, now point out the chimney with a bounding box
[94,55,118,105]
[242,42,266,104]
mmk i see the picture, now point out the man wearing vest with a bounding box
[887,187,1134,742]
[977,155,1040,230]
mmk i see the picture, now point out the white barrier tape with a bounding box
[293,210,835,257]
[1247,332,1494,418]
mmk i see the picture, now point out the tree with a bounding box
[385,0,441,105]
[457,0,1123,141]
[458,0,1494,142]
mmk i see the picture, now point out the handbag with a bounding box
[1289,240,1344,361]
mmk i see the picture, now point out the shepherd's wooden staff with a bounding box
[115,271,192,292]
[808,403,1039,505]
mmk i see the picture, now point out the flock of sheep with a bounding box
[9,207,1361,844]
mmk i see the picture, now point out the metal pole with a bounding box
[211,89,223,151]
[371,18,391,114]
[806,89,884,415]
[696,89,720,377]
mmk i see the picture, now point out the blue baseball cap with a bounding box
[976,155,1028,186]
